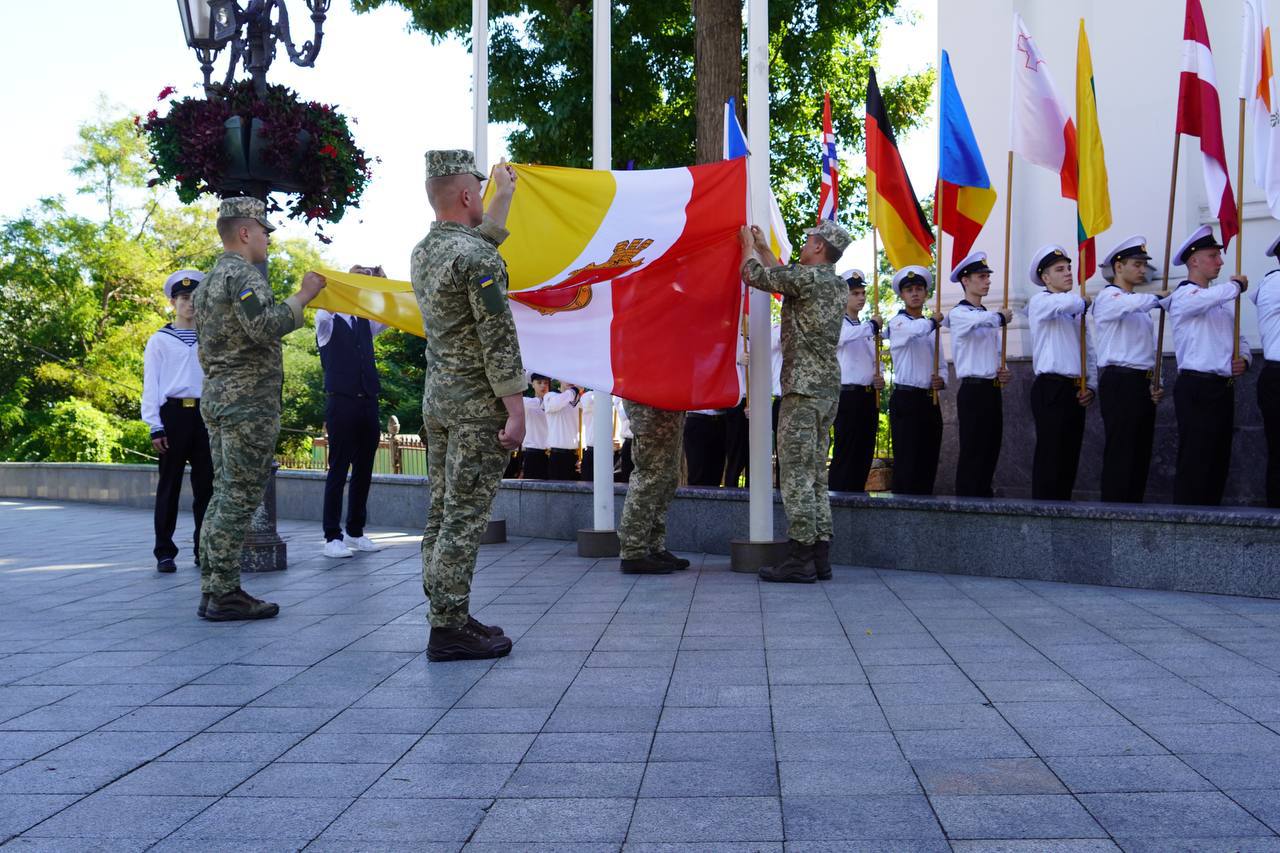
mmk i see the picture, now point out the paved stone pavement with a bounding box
[2,497,1280,851]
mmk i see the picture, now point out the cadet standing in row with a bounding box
[1026,245,1096,501]
[1251,236,1280,508]
[195,197,326,621]
[946,252,1013,498]
[740,220,849,583]
[1093,236,1164,503]
[412,151,524,661]
[887,266,944,496]
[1167,226,1251,507]
[828,269,883,493]
[543,380,581,480]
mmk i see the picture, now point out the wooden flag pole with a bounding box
[1234,96,1246,361]
[933,179,943,406]
[1000,151,1014,375]
[872,226,883,410]
[1154,133,1183,394]
[1078,236,1088,395]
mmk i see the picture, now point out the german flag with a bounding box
[866,68,934,269]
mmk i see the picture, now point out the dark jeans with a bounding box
[323,395,380,541]
[1031,374,1086,501]
[889,387,942,495]
[1099,367,1156,503]
[1174,371,1235,506]
[829,385,877,492]
[955,379,1003,498]
[153,401,214,561]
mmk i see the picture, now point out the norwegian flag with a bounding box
[817,92,839,222]
[1178,0,1238,248]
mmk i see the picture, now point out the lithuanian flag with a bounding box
[866,68,935,269]
[1075,20,1111,281]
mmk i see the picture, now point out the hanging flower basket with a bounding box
[138,81,373,232]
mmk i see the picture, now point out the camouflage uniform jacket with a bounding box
[743,259,846,400]
[194,251,302,412]
[411,219,526,422]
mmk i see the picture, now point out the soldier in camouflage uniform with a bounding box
[740,220,850,583]
[412,150,526,662]
[194,197,326,620]
[617,403,690,574]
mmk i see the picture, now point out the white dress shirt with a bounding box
[1168,280,1252,377]
[314,310,389,347]
[522,396,549,450]
[616,399,633,440]
[542,388,581,450]
[1027,290,1098,388]
[579,391,622,449]
[1248,270,1280,361]
[1092,284,1160,370]
[837,315,879,386]
[946,300,1004,380]
[141,325,205,434]
[887,310,938,389]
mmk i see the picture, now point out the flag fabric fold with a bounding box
[1179,0,1239,247]
[725,97,793,263]
[1075,20,1112,281]
[866,68,935,269]
[938,50,998,269]
[1243,0,1280,218]
[817,92,839,223]
[1010,13,1079,202]
[311,159,749,411]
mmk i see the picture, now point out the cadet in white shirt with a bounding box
[520,374,551,479]
[543,379,582,480]
[1167,226,1251,506]
[1250,235,1280,507]
[946,252,1013,498]
[1026,245,1097,501]
[886,266,945,495]
[142,270,214,573]
[829,269,885,492]
[1093,236,1165,503]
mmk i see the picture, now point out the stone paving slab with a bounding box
[3,497,1280,848]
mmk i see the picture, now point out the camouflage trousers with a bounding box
[618,404,685,560]
[777,393,837,546]
[421,414,508,628]
[199,406,279,596]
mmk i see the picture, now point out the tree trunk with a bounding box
[693,0,742,166]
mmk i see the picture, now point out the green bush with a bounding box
[10,399,121,463]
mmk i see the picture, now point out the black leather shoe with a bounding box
[654,549,691,570]
[468,615,505,637]
[204,588,280,621]
[758,540,818,584]
[813,540,832,580]
[428,622,513,662]
[156,558,177,574]
[620,555,674,575]
[197,594,210,618]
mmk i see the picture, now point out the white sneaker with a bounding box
[323,539,354,559]
[344,535,382,553]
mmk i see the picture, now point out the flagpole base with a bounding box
[577,529,620,558]
[480,519,507,546]
[729,539,789,573]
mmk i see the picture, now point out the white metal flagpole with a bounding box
[472,0,488,172]
[591,0,616,534]
[746,0,773,543]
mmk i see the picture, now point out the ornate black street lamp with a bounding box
[175,0,330,98]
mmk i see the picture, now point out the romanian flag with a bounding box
[311,160,748,411]
[866,68,935,269]
[938,51,997,270]
[1074,21,1111,282]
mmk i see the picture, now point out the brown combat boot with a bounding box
[813,540,832,580]
[428,621,513,662]
[204,588,280,622]
[758,540,818,584]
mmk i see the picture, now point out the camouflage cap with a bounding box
[804,220,852,255]
[217,196,275,232]
[426,149,487,181]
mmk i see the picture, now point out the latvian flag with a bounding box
[311,160,749,411]
[817,92,839,222]
[1179,0,1238,248]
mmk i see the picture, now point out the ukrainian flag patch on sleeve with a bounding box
[476,273,505,316]
[237,286,263,320]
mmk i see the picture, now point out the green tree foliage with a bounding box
[352,0,933,242]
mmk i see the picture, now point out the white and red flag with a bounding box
[1242,0,1280,218]
[1009,13,1079,202]
[817,92,839,222]
[1180,0,1239,247]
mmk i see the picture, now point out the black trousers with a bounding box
[684,413,727,486]
[1261,362,1280,508]
[955,379,1003,498]
[522,447,550,480]
[548,448,578,480]
[722,401,749,488]
[1174,371,1235,506]
[615,439,634,482]
[503,449,522,479]
[1099,367,1157,503]
[889,387,942,495]
[153,400,214,561]
[579,447,595,481]
[323,395,380,541]
[1031,374,1086,501]
[829,386,878,492]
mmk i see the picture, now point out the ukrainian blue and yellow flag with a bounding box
[938,50,998,270]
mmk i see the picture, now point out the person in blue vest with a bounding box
[318,265,390,558]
